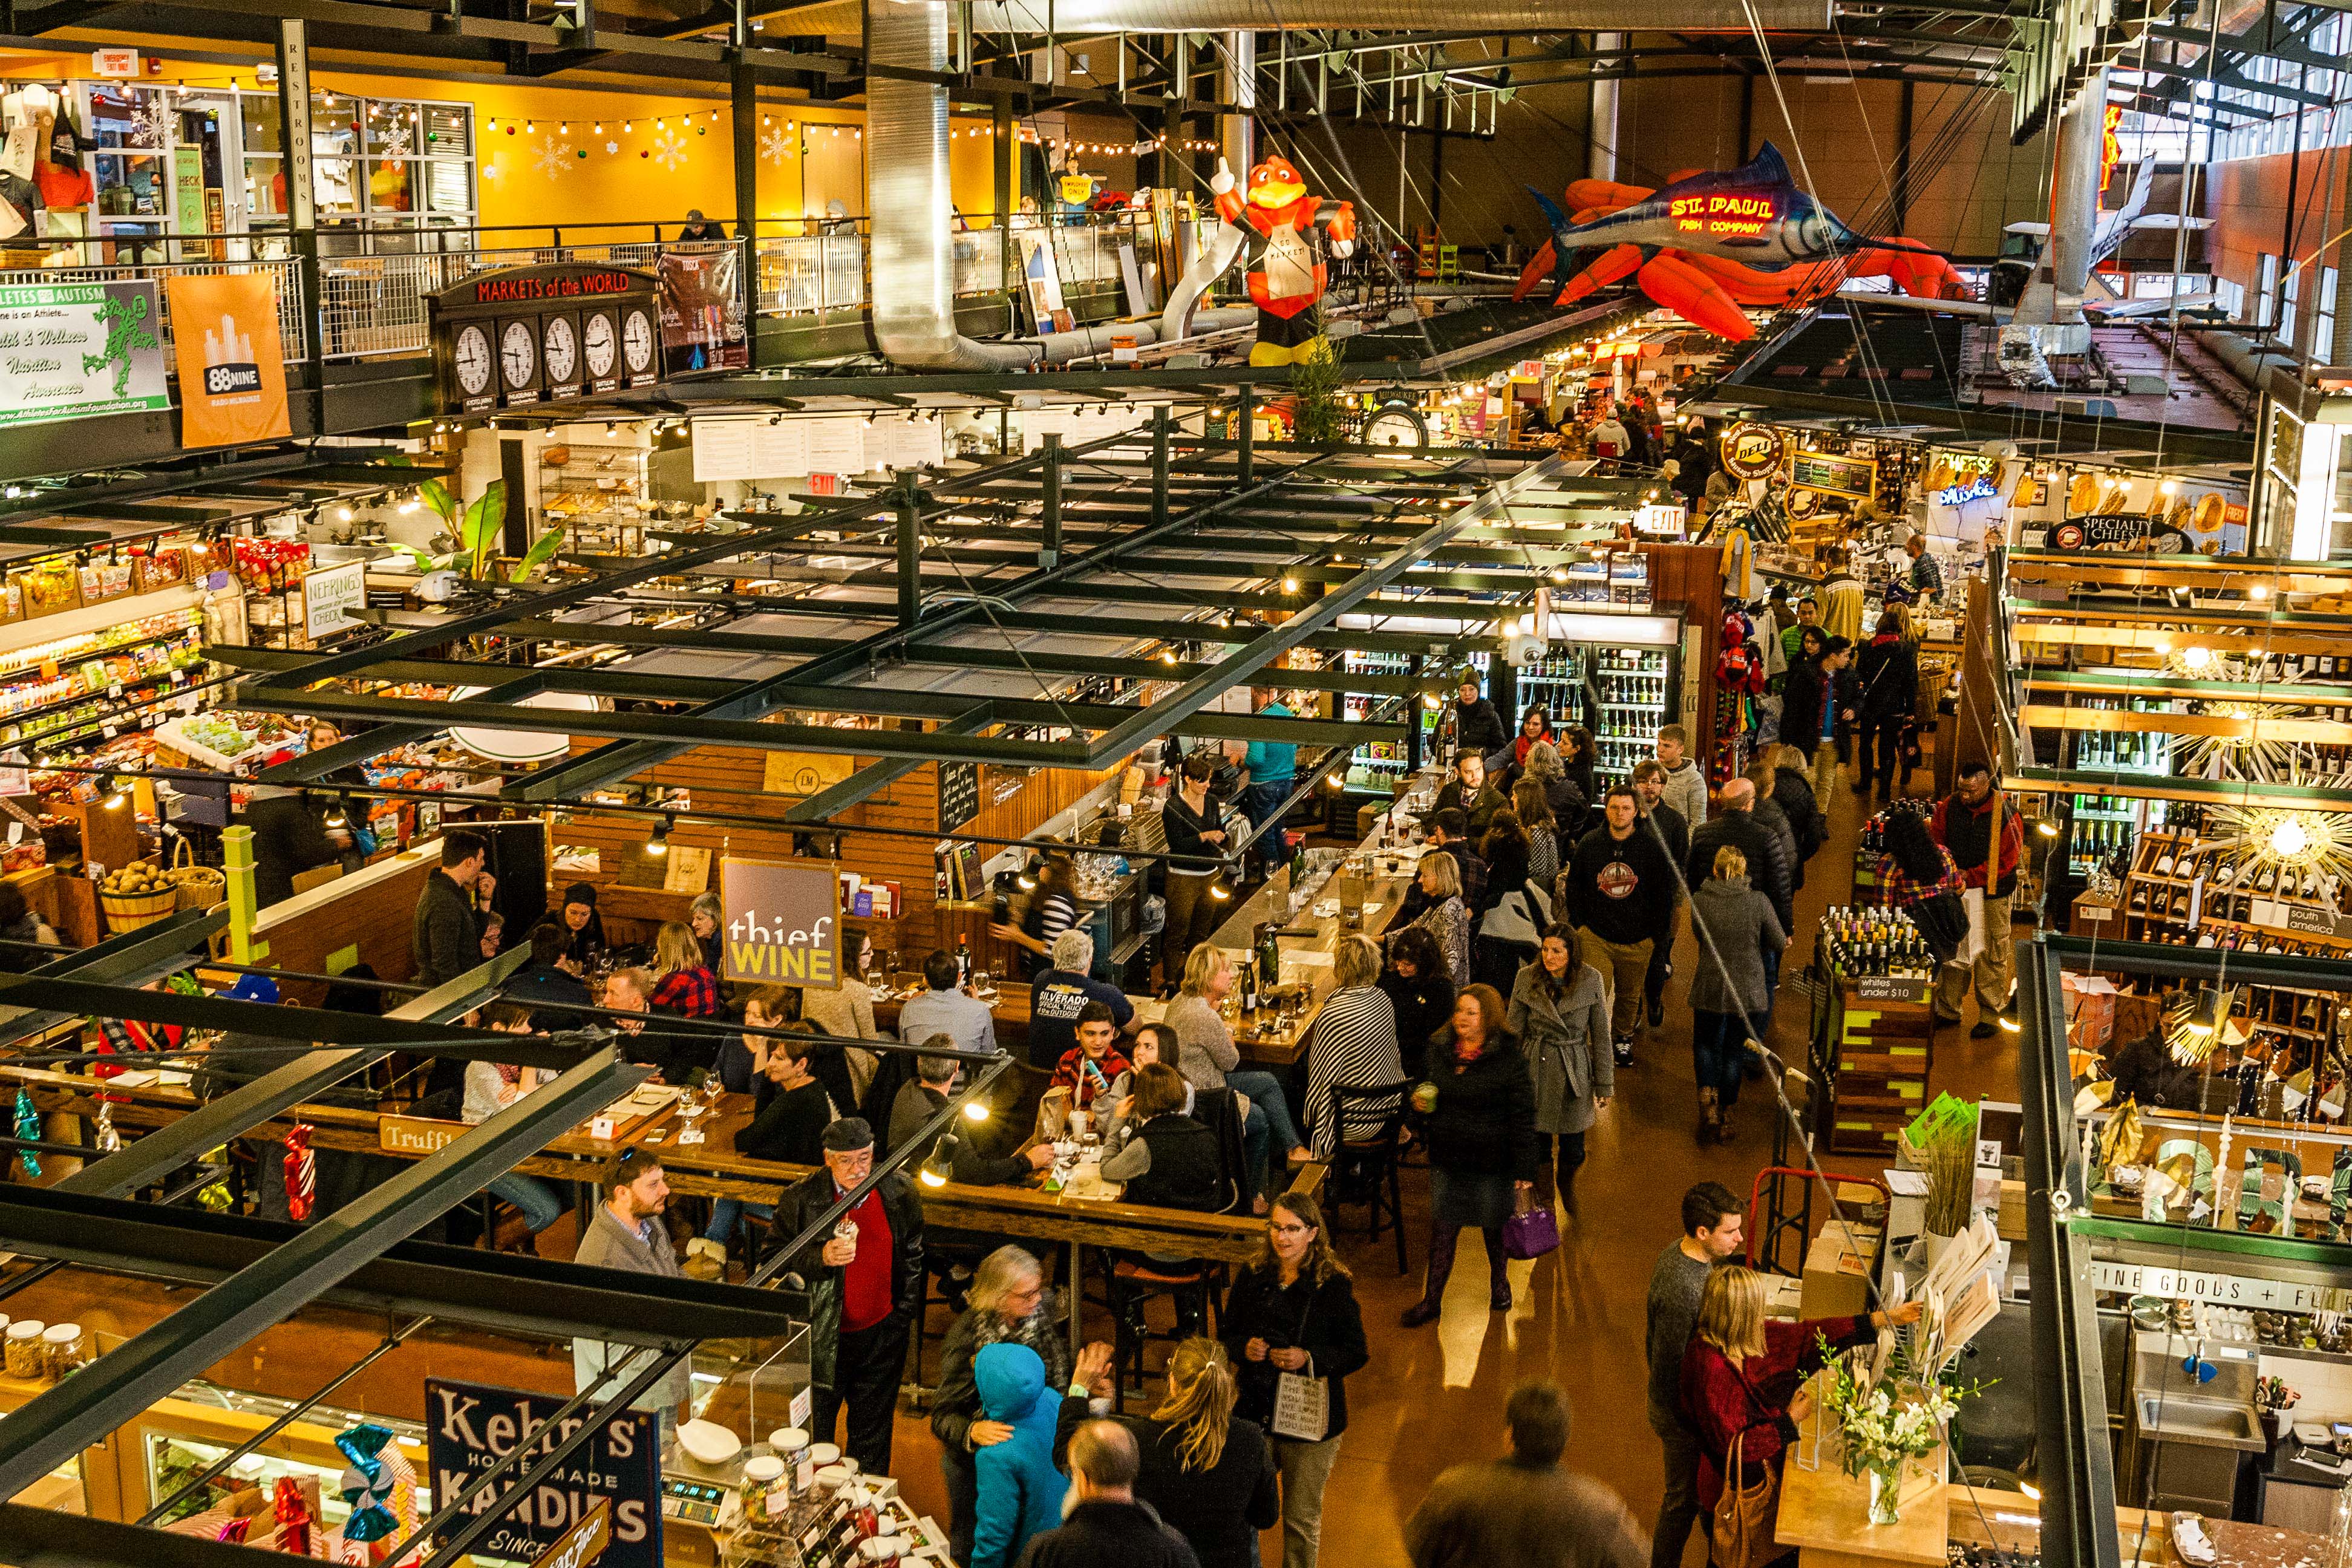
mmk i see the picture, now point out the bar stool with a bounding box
[1324,1083,1410,1274]
[1102,1253,1224,1409]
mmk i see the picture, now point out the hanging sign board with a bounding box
[2085,1257,2352,1315]
[1718,421,1782,481]
[1788,451,1877,500]
[0,280,170,429]
[2048,514,2194,552]
[302,559,367,639]
[91,47,139,76]
[719,856,842,989]
[425,1380,660,1568]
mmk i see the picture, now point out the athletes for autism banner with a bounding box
[166,272,290,448]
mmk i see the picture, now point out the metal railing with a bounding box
[0,210,1163,368]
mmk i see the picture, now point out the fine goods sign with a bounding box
[719,857,842,989]
[2085,1258,2352,1315]
[426,1380,659,1568]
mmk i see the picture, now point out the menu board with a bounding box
[938,759,981,834]
[691,416,811,482]
[803,416,870,476]
[1788,451,1877,500]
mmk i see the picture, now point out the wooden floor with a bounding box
[882,757,2031,1567]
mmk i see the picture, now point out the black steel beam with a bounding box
[56,946,533,1198]
[0,1049,639,1498]
[0,910,229,1050]
[0,1184,806,1345]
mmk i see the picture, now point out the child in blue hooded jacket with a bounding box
[970,1341,1070,1568]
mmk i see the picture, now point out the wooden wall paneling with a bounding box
[253,855,437,1003]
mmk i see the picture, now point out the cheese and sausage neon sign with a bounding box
[1670,194,1780,238]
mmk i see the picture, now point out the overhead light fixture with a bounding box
[2035,817,2059,838]
[962,1099,989,1123]
[324,794,350,830]
[646,815,673,857]
[102,780,128,811]
[336,505,353,522]
[1282,576,1300,593]
[2250,583,2272,601]
[1549,566,1568,584]
[1208,879,1232,902]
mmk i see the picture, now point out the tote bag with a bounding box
[1959,887,1987,965]
[1268,1289,1331,1442]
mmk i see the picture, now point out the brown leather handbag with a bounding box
[1710,1429,1783,1568]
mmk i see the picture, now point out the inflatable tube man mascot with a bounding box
[1203,155,1355,367]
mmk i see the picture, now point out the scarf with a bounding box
[967,1302,1073,1391]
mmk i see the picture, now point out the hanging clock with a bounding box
[498,318,540,404]
[452,322,493,402]
[621,304,658,383]
[543,314,580,394]
[1362,402,1428,450]
[582,308,619,389]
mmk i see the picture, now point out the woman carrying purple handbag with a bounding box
[1503,922,1616,1219]
[1400,983,1543,1327]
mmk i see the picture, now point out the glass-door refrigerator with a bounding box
[1517,612,1684,790]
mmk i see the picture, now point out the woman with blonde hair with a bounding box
[1681,1265,1921,1523]
[649,920,721,1019]
[1165,941,1307,1207]
[1221,1192,1366,1568]
[1303,935,1405,1160]
[1404,849,1471,985]
[1056,1336,1278,1568]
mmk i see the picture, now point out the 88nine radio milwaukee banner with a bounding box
[0,279,169,429]
[166,272,290,448]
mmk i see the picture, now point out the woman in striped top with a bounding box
[990,851,1082,980]
[1304,935,1405,1160]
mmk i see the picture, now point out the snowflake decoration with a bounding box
[374,116,414,160]
[532,133,575,180]
[760,122,794,165]
[650,126,690,171]
[132,92,174,151]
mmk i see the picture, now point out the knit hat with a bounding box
[562,883,598,910]
[822,1118,875,1152]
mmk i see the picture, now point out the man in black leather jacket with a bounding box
[773,1118,926,1473]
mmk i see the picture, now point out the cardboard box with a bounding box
[1799,1225,1882,1321]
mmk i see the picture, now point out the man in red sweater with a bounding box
[1929,762,2026,1037]
[776,1118,926,1473]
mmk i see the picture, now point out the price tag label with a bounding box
[178,694,198,714]
[589,1116,616,1140]
[7,824,22,847]
[102,724,117,739]
[107,684,122,700]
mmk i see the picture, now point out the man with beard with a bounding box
[932,1247,1116,1561]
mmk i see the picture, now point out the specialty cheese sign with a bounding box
[719,856,842,990]
[426,1380,659,1568]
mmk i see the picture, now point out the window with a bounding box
[2259,253,2281,330]
[2321,268,2341,361]
[2285,264,2303,346]
[236,90,475,240]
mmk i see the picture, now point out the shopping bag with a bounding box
[1501,1203,1561,1260]
[1959,887,1986,965]
[1270,1370,1331,1441]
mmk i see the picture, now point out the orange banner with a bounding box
[165,273,290,449]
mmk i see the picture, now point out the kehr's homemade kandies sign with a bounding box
[425,1379,659,1568]
[720,857,841,989]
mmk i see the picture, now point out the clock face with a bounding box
[543,315,578,385]
[452,324,492,397]
[500,320,538,390]
[621,307,656,376]
[1364,406,1428,449]
[583,312,616,379]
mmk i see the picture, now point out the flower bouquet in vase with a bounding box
[1817,1360,1959,1527]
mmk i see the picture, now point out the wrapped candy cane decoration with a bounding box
[272,1475,312,1557]
[94,1100,120,1153]
[12,1089,38,1178]
[283,1124,316,1223]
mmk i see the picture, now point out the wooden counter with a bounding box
[1194,849,1422,1068]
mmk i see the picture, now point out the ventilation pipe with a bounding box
[867,0,1835,368]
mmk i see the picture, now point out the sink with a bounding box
[2137,1394,2269,1451]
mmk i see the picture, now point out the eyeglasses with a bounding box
[1268,1222,1312,1236]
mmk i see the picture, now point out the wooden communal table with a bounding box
[1195,852,1422,1069]
[2,1064,1302,1359]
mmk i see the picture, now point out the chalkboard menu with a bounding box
[938,760,981,835]
[1788,451,1877,500]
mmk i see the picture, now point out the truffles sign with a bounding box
[425,1379,660,1568]
[720,856,842,989]
[0,280,169,430]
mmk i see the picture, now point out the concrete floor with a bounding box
[880,760,2029,1567]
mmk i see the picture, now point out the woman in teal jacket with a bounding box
[970,1342,1070,1568]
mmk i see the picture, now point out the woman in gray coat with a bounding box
[1504,923,1614,1214]
[1687,845,1786,1145]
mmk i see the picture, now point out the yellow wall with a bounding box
[0,47,1015,233]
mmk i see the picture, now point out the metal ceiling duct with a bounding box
[869,0,1836,368]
